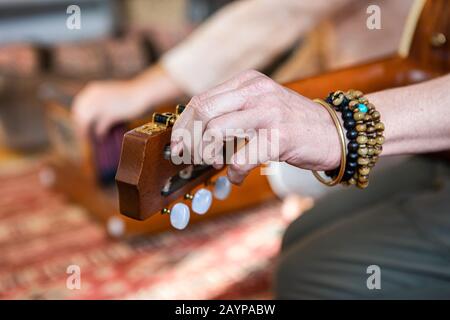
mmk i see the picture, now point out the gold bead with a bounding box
[367,147,375,156]
[364,114,372,122]
[354,90,363,98]
[358,147,368,156]
[357,157,370,165]
[367,103,375,110]
[184,193,194,200]
[345,92,354,100]
[358,175,369,183]
[359,97,368,104]
[356,124,367,132]
[354,112,365,121]
[366,126,375,133]
[371,111,381,120]
[367,138,376,146]
[374,145,383,155]
[359,166,370,176]
[356,135,368,144]
[375,122,385,131]
[333,95,344,106]
[376,136,385,145]
[349,100,358,110]
[358,181,369,189]
[161,208,171,215]
[371,155,379,162]
[348,177,357,185]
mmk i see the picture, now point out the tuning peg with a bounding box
[185,188,213,215]
[213,176,231,200]
[163,203,190,230]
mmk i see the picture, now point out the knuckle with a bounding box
[255,77,276,91]
[193,99,213,120]
[241,69,262,79]
[229,163,247,175]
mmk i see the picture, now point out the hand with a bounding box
[72,79,149,136]
[72,65,183,137]
[170,70,342,185]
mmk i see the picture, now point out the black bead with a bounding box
[345,168,355,176]
[343,169,355,180]
[342,110,354,120]
[342,96,350,107]
[348,141,359,152]
[344,119,356,129]
[346,130,358,140]
[326,94,334,104]
[348,152,358,161]
[347,161,357,169]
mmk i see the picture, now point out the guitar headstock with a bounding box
[115,105,232,230]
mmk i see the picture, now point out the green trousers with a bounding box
[275,156,450,299]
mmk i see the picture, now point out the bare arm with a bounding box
[73,0,352,136]
[171,71,450,184]
[368,74,450,158]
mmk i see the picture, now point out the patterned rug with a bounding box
[0,161,294,300]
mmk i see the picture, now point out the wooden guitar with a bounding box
[116,0,449,229]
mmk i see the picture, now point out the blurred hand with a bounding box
[72,65,183,137]
[171,70,341,185]
[72,80,147,136]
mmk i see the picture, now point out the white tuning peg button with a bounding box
[192,188,212,215]
[214,176,231,200]
[170,203,190,230]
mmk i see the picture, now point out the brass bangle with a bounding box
[312,98,347,186]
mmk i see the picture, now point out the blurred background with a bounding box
[0,0,303,300]
[0,0,418,300]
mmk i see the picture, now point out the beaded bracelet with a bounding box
[315,90,384,189]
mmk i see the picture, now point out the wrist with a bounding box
[316,101,344,170]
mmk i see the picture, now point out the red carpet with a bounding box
[0,162,289,299]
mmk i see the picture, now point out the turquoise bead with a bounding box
[358,103,368,113]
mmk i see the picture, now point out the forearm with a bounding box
[161,0,353,95]
[367,74,450,157]
[131,64,184,108]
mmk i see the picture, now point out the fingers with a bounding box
[172,88,247,138]
[171,74,272,157]
[227,137,267,185]
[72,92,98,138]
[95,114,117,137]
[169,70,280,186]
[72,84,117,138]
[205,108,267,137]
[171,90,248,159]
[195,69,263,101]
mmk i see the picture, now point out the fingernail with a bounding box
[212,162,224,170]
